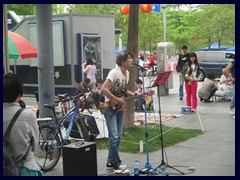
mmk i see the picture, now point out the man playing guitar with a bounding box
[100,50,142,173]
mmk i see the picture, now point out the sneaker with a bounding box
[192,109,196,112]
[179,97,183,100]
[233,115,235,119]
[106,163,114,170]
[230,108,235,115]
[113,164,130,174]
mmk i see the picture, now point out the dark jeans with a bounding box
[151,64,156,75]
[101,108,124,166]
[206,89,217,100]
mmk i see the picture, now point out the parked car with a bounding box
[195,51,235,81]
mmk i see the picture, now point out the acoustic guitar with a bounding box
[99,94,144,113]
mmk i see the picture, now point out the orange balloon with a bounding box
[120,5,130,15]
[140,4,152,13]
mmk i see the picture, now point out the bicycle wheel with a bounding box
[34,125,61,172]
[77,115,91,142]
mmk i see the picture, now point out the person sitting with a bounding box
[134,79,155,111]
[220,68,233,85]
[75,78,90,95]
[198,73,218,102]
[92,78,105,108]
[135,79,144,110]
[215,68,234,99]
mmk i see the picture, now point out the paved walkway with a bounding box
[22,74,235,176]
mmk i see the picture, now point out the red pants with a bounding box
[185,80,198,110]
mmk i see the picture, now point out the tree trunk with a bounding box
[208,37,211,51]
[124,4,139,129]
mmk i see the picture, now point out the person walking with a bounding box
[82,58,97,89]
[150,51,157,75]
[3,73,43,176]
[177,45,189,100]
[100,50,138,173]
[181,52,200,112]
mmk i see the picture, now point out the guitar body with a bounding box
[110,101,126,113]
[99,94,144,112]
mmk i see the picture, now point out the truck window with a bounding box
[195,52,205,62]
[225,53,235,63]
[204,52,223,62]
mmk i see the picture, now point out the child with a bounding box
[92,78,105,107]
[75,78,90,95]
[134,79,155,111]
[181,52,200,112]
[135,79,144,110]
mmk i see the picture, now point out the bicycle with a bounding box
[35,93,93,172]
[34,92,73,119]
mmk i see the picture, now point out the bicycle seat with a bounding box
[43,104,55,109]
[58,93,68,99]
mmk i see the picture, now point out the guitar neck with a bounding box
[123,94,143,102]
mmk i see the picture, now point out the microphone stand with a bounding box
[130,64,166,176]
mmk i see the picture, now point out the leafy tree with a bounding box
[7,4,36,15]
[194,4,235,50]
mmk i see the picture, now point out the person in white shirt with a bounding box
[101,50,139,173]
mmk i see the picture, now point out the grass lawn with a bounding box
[95,124,202,153]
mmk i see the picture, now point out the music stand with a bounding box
[151,71,184,175]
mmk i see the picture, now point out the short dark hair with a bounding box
[84,78,90,83]
[96,78,104,84]
[3,73,23,102]
[207,73,215,80]
[181,45,188,49]
[116,50,133,66]
[135,79,143,84]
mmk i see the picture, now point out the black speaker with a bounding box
[62,141,98,176]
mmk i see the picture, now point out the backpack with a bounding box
[3,108,24,176]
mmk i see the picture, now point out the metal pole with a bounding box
[36,4,55,118]
[163,4,167,42]
[119,33,122,52]
[3,4,9,73]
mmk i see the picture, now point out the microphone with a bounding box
[134,62,147,71]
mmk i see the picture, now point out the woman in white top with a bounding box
[82,58,97,89]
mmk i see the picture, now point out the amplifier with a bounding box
[62,141,98,176]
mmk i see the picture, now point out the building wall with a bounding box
[11,13,116,95]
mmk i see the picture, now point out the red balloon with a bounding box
[120,5,130,15]
[140,4,152,13]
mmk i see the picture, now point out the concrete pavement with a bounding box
[22,74,235,176]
